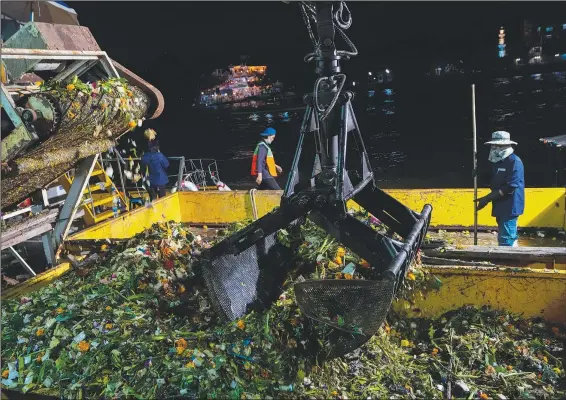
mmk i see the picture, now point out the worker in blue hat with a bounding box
[141,140,170,201]
[251,127,283,190]
[474,131,525,247]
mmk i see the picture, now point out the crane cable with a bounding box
[300,1,356,120]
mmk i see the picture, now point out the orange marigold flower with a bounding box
[105,306,112,311]
[1,370,8,378]
[36,353,44,362]
[331,391,338,396]
[336,247,346,258]
[78,341,90,352]
[105,323,113,330]
[507,365,513,371]
[178,285,186,294]
[36,329,45,337]
[128,120,137,128]
[237,320,245,330]
[175,338,188,349]
[176,346,185,355]
[66,84,75,91]
[485,365,496,375]
[334,256,343,265]
[56,307,64,314]
[344,273,353,280]
[407,272,416,281]
[479,393,489,400]
[185,361,195,369]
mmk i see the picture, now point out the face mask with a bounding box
[488,146,513,163]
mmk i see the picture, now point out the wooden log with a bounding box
[2,209,58,236]
[421,239,447,249]
[426,246,566,263]
[420,255,498,267]
[1,224,53,250]
[1,209,59,250]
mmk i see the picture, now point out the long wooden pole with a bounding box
[472,84,478,245]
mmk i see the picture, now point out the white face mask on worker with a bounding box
[488,146,513,163]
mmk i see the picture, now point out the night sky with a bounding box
[71,1,565,112]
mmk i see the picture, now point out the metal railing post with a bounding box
[177,156,185,190]
[113,148,128,210]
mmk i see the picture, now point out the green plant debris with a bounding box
[2,76,149,209]
[1,220,565,399]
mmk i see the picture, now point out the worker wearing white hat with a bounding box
[474,131,524,247]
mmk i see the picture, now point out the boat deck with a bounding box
[427,229,566,248]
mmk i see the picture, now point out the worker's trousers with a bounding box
[149,184,166,201]
[258,177,281,190]
[496,216,519,247]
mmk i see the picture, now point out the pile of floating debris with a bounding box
[1,221,564,399]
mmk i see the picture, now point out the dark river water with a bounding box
[155,70,566,190]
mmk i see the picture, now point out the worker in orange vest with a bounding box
[251,127,283,190]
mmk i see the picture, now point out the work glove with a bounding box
[474,190,501,211]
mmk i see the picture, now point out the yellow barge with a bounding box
[3,188,566,325]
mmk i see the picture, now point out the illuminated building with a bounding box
[513,20,566,65]
[498,27,507,58]
[366,67,395,116]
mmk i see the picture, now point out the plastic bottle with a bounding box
[112,187,119,218]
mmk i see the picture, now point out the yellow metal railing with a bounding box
[68,188,566,241]
[3,189,565,324]
[387,188,566,230]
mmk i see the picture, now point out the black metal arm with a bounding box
[200,1,432,357]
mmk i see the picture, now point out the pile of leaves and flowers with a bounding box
[2,218,564,399]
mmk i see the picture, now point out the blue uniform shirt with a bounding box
[490,153,525,219]
[141,151,170,186]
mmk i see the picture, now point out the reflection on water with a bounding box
[163,70,566,189]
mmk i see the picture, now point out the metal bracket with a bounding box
[1,84,39,162]
[41,231,56,267]
[8,246,36,276]
[1,49,121,79]
[53,154,98,247]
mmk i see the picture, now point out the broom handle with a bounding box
[472,84,478,246]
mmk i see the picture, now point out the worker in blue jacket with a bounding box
[475,131,525,247]
[141,140,170,201]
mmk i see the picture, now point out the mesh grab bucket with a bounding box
[293,204,432,357]
[294,279,396,336]
[294,278,396,358]
[202,231,294,321]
